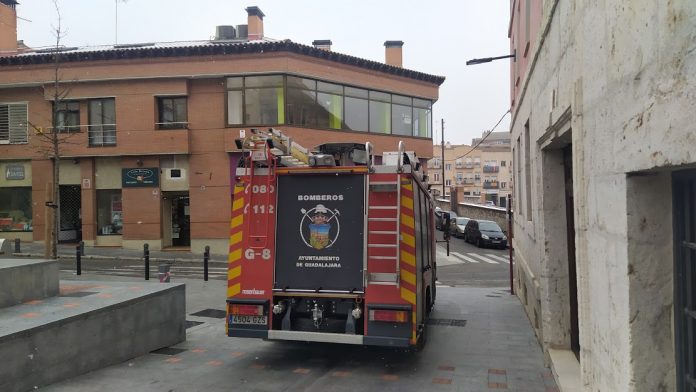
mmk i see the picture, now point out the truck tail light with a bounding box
[230,304,264,316]
[369,309,408,323]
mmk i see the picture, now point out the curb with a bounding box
[12,253,228,265]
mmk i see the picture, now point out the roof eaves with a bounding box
[0,40,446,85]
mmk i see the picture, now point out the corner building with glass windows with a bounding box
[0,3,443,254]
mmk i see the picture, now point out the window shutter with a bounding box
[0,104,28,144]
[0,105,8,143]
[9,104,28,144]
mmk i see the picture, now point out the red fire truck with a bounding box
[226,129,437,348]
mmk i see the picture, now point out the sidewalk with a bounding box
[11,242,228,264]
[44,272,557,392]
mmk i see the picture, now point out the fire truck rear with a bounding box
[226,129,437,348]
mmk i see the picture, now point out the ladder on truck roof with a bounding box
[235,128,311,168]
[236,130,278,250]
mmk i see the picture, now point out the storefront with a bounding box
[0,161,32,241]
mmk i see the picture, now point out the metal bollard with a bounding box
[204,245,210,282]
[14,238,20,253]
[158,264,171,283]
[76,244,82,275]
[79,241,85,256]
[144,243,150,281]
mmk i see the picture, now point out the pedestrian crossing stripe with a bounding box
[469,253,498,264]
[450,252,479,263]
[439,250,510,265]
[486,254,510,263]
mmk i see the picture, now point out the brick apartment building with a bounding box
[428,131,512,207]
[0,2,444,254]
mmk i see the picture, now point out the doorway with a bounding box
[59,185,81,243]
[673,170,695,391]
[563,144,580,359]
[162,192,190,248]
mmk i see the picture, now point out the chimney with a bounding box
[384,40,404,67]
[246,6,265,40]
[312,40,332,51]
[0,0,18,56]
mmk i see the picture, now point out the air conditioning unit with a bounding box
[166,168,186,180]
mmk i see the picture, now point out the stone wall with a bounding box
[435,200,509,234]
[509,0,692,390]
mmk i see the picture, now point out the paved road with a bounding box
[42,274,556,392]
[435,235,513,288]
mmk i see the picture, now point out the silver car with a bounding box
[450,217,470,238]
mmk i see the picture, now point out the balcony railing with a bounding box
[483,181,499,189]
[463,179,475,184]
[88,124,117,147]
[483,165,500,173]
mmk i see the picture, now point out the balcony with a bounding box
[483,165,500,173]
[463,179,475,184]
[55,124,190,156]
[483,181,499,189]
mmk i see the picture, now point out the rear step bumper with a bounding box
[268,330,363,345]
[228,329,411,347]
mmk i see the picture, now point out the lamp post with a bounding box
[466,50,516,65]
[441,119,445,199]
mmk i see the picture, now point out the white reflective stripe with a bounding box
[468,253,498,264]
[485,254,510,263]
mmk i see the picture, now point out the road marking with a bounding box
[486,254,510,263]
[435,249,463,266]
[468,253,499,264]
[450,252,479,263]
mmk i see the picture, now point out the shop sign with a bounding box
[122,168,159,187]
[5,164,25,180]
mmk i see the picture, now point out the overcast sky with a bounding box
[15,0,511,146]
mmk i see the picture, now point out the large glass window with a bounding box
[391,95,412,136]
[0,187,32,232]
[54,101,80,132]
[317,82,343,130]
[413,98,432,137]
[97,189,122,235]
[369,91,391,134]
[88,98,116,146]
[344,87,368,132]
[226,77,243,125]
[225,74,433,137]
[286,76,317,127]
[226,75,285,125]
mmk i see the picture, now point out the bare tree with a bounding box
[28,0,79,259]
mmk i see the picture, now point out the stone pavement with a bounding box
[40,272,558,392]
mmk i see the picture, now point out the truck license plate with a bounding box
[232,315,267,325]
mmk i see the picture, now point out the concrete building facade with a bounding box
[0,3,444,254]
[509,0,695,391]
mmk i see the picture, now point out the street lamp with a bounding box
[466,50,516,65]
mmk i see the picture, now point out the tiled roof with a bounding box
[0,39,445,85]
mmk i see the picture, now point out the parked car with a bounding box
[435,210,457,231]
[464,219,507,249]
[450,217,470,238]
